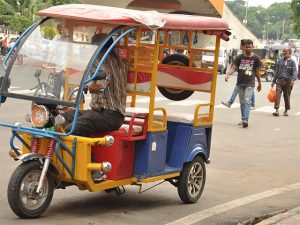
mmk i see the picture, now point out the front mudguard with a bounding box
[16,152,45,163]
[15,153,60,184]
[266,69,274,75]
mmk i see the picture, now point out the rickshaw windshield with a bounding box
[6,18,112,105]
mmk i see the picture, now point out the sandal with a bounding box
[283,112,288,116]
[273,112,279,116]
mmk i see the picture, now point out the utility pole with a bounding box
[243,0,249,25]
[282,18,286,38]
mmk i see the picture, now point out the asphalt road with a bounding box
[0,67,300,225]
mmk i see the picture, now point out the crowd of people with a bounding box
[222,39,298,128]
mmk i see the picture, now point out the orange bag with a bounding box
[267,87,276,102]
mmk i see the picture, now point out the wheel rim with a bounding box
[164,88,184,94]
[187,162,204,198]
[19,170,49,211]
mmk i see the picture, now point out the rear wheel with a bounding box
[7,161,54,218]
[158,54,194,101]
[178,157,206,203]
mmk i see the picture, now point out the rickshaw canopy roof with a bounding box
[37,4,230,40]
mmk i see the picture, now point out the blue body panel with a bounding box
[134,131,168,177]
[133,122,212,178]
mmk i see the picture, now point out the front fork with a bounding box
[36,157,51,193]
[34,138,57,194]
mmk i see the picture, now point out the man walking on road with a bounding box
[222,39,256,109]
[225,39,261,128]
[272,47,298,117]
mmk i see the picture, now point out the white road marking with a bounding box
[10,89,34,94]
[8,86,19,89]
[166,182,300,225]
[135,97,167,103]
[5,88,300,116]
[168,100,208,106]
[215,102,240,109]
[253,106,283,113]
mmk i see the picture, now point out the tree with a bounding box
[226,0,294,40]
[291,0,300,38]
[225,0,247,21]
[0,0,80,32]
[52,0,80,5]
[9,14,31,31]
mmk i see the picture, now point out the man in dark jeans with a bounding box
[272,47,298,117]
[225,39,261,128]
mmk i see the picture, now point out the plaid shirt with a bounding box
[90,51,128,116]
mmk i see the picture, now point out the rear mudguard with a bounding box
[185,144,208,163]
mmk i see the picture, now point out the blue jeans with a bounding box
[229,85,255,107]
[237,85,254,122]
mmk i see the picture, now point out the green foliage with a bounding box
[52,0,80,5]
[225,0,295,40]
[225,0,247,21]
[41,24,58,39]
[291,0,300,38]
[0,0,80,31]
[8,14,31,32]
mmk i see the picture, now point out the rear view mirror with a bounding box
[0,76,11,103]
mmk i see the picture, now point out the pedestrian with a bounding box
[224,39,261,128]
[272,47,298,117]
[222,39,256,110]
[1,36,7,55]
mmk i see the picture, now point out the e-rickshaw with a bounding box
[0,4,230,218]
[253,46,282,82]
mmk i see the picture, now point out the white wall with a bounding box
[221,4,261,49]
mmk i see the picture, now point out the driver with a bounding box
[62,33,128,136]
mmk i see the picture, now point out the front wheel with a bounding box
[265,72,273,82]
[7,161,54,218]
[177,157,206,204]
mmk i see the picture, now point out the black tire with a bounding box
[265,72,273,82]
[158,54,194,101]
[178,157,206,204]
[7,161,54,219]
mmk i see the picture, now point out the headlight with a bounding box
[31,104,50,128]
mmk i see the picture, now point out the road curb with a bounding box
[256,206,300,225]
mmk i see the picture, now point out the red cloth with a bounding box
[2,37,7,47]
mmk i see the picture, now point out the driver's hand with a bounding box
[88,83,103,93]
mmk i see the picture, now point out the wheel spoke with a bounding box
[193,164,202,175]
[193,183,201,191]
